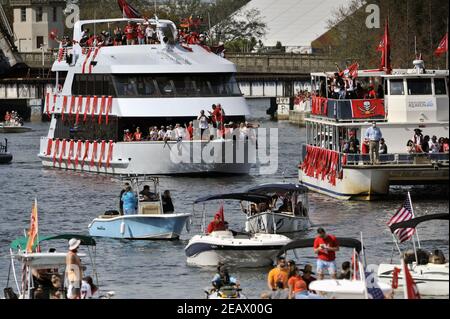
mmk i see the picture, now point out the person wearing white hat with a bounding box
[65,238,83,299]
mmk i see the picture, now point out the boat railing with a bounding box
[344,153,449,166]
[310,96,387,123]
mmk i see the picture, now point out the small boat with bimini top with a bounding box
[377,213,449,297]
[0,111,32,133]
[88,176,191,240]
[185,193,292,267]
[4,200,113,299]
[245,183,311,234]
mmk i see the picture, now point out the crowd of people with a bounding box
[317,66,384,100]
[341,123,449,165]
[119,182,174,215]
[55,18,225,57]
[2,111,24,126]
[122,104,258,142]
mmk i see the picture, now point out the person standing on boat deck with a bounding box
[364,121,382,165]
[119,182,130,215]
[174,123,185,141]
[136,23,146,45]
[133,127,142,141]
[161,190,174,214]
[158,126,166,141]
[267,256,289,291]
[185,121,194,140]
[313,228,339,280]
[4,111,11,122]
[121,186,137,215]
[124,21,135,45]
[65,238,83,299]
[164,125,175,141]
[429,136,440,153]
[379,138,388,155]
[197,110,209,140]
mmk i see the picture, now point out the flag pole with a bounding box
[408,192,421,248]
[391,233,402,256]
[401,259,408,299]
[35,198,39,252]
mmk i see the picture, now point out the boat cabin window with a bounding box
[389,79,405,95]
[53,115,118,141]
[434,78,447,95]
[112,74,242,97]
[407,78,432,95]
[72,74,116,97]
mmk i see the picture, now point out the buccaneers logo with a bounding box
[358,101,377,115]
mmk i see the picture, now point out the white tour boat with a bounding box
[377,213,449,297]
[185,193,292,267]
[38,17,256,175]
[299,61,449,200]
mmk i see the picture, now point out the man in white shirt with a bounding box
[429,135,440,153]
[164,125,174,141]
[174,123,185,141]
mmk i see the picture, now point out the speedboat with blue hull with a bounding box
[185,193,291,267]
[89,213,191,240]
[88,176,191,240]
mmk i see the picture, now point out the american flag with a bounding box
[387,194,415,243]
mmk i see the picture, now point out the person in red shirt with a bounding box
[185,121,194,140]
[206,212,226,234]
[313,228,339,280]
[4,111,11,122]
[124,21,136,45]
[123,129,133,142]
[133,127,142,141]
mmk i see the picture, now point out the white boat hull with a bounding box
[245,212,310,234]
[185,231,291,268]
[377,263,449,297]
[299,165,449,200]
[309,280,392,299]
[39,139,256,175]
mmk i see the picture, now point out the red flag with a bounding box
[434,33,448,57]
[402,260,421,299]
[340,62,359,79]
[117,0,141,19]
[392,267,401,289]
[377,20,391,74]
[26,199,39,253]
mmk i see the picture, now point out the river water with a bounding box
[0,103,448,299]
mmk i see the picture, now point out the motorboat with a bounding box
[0,138,12,164]
[246,183,311,234]
[278,237,392,299]
[38,17,256,175]
[185,193,292,267]
[205,286,247,299]
[0,122,32,133]
[377,213,449,297]
[5,234,114,299]
[88,176,191,240]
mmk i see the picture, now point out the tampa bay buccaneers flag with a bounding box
[118,0,141,19]
[434,33,448,57]
[377,20,391,74]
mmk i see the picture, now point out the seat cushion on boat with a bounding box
[140,203,161,215]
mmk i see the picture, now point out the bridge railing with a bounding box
[225,53,336,74]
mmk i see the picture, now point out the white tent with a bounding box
[236,0,353,53]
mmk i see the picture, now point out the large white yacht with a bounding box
[299,61,449,200]
[38,18,256,175]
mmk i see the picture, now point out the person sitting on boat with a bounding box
[148,126,158,141]
[277,197,293,213]
[212,266,238,290]
[406,140,416,154]
[123,129,133,142]
[429,249,446,264]
[300,264,317,290]
[206,212,227,234]
[313,228,340,280]
[158,126,166,141]
[164,125,175,141]
[4,111,11,122]
[139,185,158,202]
[161,190,174,214]
[379,138,388,155]
[338,261,352,280]
[121,186,138,215]
[267,256,289,291]
[81,276,98,299]
[32,268,53,299]
[133,127,143,141]
[367,84,377,99]
[294,201,308,217]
